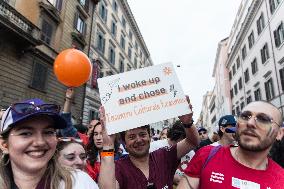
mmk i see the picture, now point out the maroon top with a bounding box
[115,145,179,189]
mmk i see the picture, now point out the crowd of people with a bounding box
[0,89,283,189]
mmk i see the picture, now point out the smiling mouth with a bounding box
[26,150,48,158]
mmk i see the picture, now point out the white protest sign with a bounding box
[98,62,190,135]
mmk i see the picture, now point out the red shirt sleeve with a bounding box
[85,161,100,182]
[184,146,213,178]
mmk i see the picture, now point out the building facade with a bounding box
[226,0,284,116]
[82,0,153,125]
[0,0,99,123]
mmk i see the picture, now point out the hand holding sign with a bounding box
[99,106,116,149]
[178,95,193,124]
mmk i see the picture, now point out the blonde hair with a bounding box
[0,135,73,189]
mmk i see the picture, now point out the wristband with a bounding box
[183,120,194,128]
[102,149,114,152]
[100,151,114,157]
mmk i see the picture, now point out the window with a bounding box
[232,64,236,75]
[96,31,105,54]
[230,89,234,98]
[129,30,133,40]
[111,20,117,36]
[127,64,132,71]
[135,41,138,50]
[242,45,247,60]
[247,96,252,104]
[241,101,245,110]
[236,106,240,115]
[99,3,108,23]
[79,0,89,12]
[119,59,124,73]
[274,22,284,47]
[244,68,250,83]
[134,56,138,68]
[248,31,255,49]
[211,116,216,124]
[128,46,132,59]
[122,16,126,28]
[120,35,125,49]
[279,67,284,91]
[112,0,118,12]
[30,61,48,91]
[265,78,275,100]
[236,57,240,69]
[109,46,116,64]
[210,103,215,113]
[232,109,236,115]
[47,0,62,10]
[251,58,258,74]
[74,13,86,36]
[261,43,270,64]
[234,83,238,95]
[238,77,243,90]
[89,110,99,122]
[254,88,262,101]
[40,19,53,45]
[229,71,232,81]
[269,0,281,14]
[257,13,265,35]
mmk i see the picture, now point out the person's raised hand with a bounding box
[178,95,193,124]
[99,106,115,149]
[66,88,75,100]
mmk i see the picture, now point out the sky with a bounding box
[128,0,242,120]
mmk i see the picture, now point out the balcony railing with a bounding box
[0,0,40,45]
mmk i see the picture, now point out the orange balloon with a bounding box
[54,49,92,87]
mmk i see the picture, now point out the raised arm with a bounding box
[176,96,200,159]
[98,106,120,189]
[60,88,79,137]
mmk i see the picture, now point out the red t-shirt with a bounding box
[78,132,89,146]
[85,160,100,182]
[184,145,284,189]
[115,145,180,189]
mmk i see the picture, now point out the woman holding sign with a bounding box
[98,96,199,189]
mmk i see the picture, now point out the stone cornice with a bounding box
[120,0,150,59]
[226,0,262,68]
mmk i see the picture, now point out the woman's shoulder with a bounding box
[61,170,99,189]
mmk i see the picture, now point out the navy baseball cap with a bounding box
[198,127,207,133]
[218,115,237,133]
[0,98,67,134]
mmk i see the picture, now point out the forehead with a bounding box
[243,102,280,119]
[60,143,85,153]
[93,124,102,132]
[13,116,54,131]
[126,127,148,136]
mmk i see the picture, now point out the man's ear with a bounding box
[276,127,284,141]
[0,137,9,154]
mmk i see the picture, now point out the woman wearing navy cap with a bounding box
[0,99,99,189]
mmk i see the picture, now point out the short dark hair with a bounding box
[120,125,150,143]
[167,120,186,142]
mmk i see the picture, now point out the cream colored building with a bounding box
[227,0,284,116]
[83,0,153,124]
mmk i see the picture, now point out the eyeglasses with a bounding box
[147,183,156,189]
[63,153,87,161]
[11,103,60,115]
[238,111,280,127]
[58,137,83,143]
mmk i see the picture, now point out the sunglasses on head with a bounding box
[11,103,60,115]
[58,137,83,143]
[238,111,280,127]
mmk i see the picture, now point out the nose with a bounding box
[74,157,85,169]
[33,133,48,146]
[246,116,257,128]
